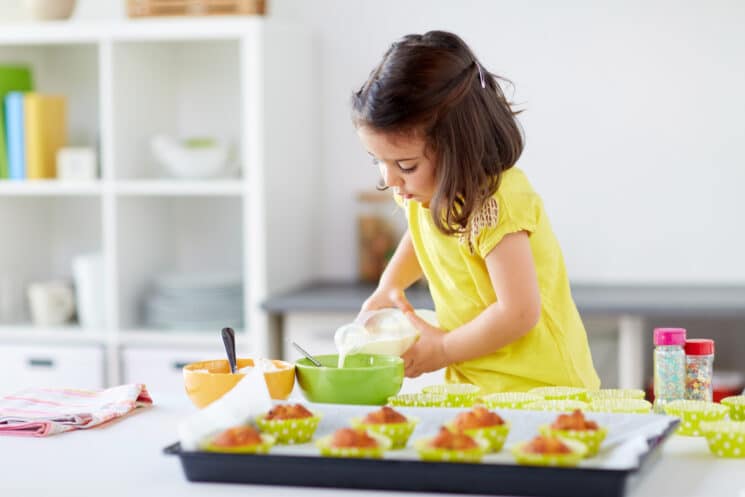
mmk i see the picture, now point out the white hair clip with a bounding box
[476,62,486,89]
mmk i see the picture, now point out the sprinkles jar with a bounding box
[653,328,686,414]
[684,339,714,402]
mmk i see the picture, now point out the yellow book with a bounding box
[23,93,67,179]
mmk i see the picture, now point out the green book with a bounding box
[0,65,34,179]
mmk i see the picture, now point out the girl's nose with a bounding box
[380,163,401,188]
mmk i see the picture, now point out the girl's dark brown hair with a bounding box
[351,30,524,236]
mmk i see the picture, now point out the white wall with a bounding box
[273,0,745,284]
[4,0,745,284]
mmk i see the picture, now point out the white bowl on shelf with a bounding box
[151,135,234,179]
[25,0,76,20]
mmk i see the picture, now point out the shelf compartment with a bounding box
[116,195,244,329]
[0,197,102,324]
[114,179,243,196]
[0,43,100,167]
[110,39,242,180]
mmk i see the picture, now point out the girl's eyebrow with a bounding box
[366,151,420,162]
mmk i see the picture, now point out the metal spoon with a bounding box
[291,341,322,367]
[221,327,238,374]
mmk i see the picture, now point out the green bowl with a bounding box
[721,396,745,421]
[422,384,481,407]
[664,400,729,436]
[295,354,404,405]
[700,420,745,458]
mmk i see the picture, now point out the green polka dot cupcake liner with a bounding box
[414,436,488,463]
[588,399,652,414]
[479,392,543,410]
[316,431,391,458]
[538,424,607,457]
[510,437,587,467]
[664,400,729,436]
[387,393,447,407]
[721,396,745,421]
[422,384,481,407]
[350,417,419,449]
[524,399,589,412]
[587,389,646,401]
[700,420,745,458]
[201,433,276,454]
[255,413,321,444]
[528,386,589,402]
[446,421,511,453]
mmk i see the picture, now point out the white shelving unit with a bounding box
[0,19,317,396]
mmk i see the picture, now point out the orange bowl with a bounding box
[183,358,295,408]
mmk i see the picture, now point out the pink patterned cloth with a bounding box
[0,384,152,437]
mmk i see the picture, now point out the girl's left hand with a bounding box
[399,311,449,378]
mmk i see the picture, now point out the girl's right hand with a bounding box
[359,286,414,315]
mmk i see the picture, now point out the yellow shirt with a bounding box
[401,167,600,393]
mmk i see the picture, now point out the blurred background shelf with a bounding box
[0,18,317,390]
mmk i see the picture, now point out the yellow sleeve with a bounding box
[475,189,541,258]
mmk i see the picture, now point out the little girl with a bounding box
[352,31,600,393]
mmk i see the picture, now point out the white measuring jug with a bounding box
[334,308,438,368]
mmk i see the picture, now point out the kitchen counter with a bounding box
[3,395,743,497]
[263,281,745,389]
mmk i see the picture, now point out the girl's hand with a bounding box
[400,311,449,377]
[360,286,413,314]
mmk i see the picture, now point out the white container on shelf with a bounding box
[72,253,105,329]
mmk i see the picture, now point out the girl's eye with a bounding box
[398,164,418,174]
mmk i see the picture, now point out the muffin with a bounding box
[316,427,391,458]
[510,434,587,467]
[201,425,275,454]
[539,409,607,456]
[447,406,510,452]
[350,406,418,449]
[255,403,321,444]
[414,426,488,463]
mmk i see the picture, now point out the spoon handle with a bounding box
[292,341,322,367]
[221,327,238,374]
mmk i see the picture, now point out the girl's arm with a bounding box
[361,230,423,312]
[443,230,541,363]
[400,230,541,376]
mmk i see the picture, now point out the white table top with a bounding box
[2,395,743,497]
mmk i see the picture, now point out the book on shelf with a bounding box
[0,65,33,180]
[4,91,26,180]
[23,93,67,179]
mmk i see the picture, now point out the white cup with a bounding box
[27,281,76,326]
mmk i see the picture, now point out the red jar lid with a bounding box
[684,339,715,356]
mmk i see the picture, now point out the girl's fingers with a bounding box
[389,290,414,314]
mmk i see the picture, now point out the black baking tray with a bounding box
[164,418,678,497]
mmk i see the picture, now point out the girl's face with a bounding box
[357,126,437,207]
